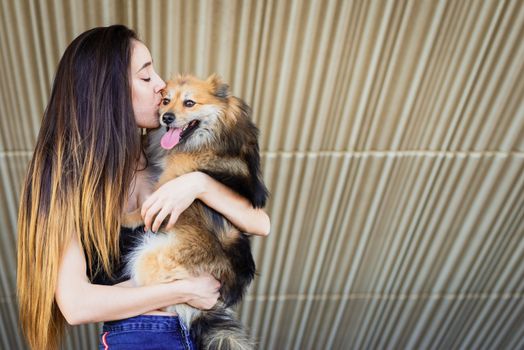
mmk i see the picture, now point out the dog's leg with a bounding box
[157,153,199,186]
[126,232,184,285]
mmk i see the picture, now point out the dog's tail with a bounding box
[190,306,254,350]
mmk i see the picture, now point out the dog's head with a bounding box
[154,74,268,208]
[158,74,252,152]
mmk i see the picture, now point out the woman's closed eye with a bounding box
[141,77,151,82]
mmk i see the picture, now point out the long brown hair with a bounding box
[17,25,141,349]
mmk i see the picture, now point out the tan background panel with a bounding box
[0,0,523,349]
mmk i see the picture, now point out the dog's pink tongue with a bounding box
[160,128,182,150]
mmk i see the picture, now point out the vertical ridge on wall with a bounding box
[0,1,523,349]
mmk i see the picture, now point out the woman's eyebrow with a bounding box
[136,61,152,73]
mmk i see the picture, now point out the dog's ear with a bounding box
[244,142,269,208]
[207,74,230,98]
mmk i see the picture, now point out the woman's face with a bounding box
[130,40,166,128]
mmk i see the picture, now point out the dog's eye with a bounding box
[183,100,195,108]
[162,98,171,105]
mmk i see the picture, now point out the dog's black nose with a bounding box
[162,113,175,125]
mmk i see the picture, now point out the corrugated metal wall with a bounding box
[1,0,523,349]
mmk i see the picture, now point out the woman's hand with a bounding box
[141,172,205,232]
[177,273,221,310]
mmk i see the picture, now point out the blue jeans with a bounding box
[99,315,194,350]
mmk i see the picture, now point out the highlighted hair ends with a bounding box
[16,25,140,349]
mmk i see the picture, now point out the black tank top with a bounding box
[88,226,145,285]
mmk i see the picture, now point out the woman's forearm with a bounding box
[55,234,219,325]
[61,280,190,325]
[197,172,271,236]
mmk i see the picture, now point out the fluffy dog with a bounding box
[123,74,268,350]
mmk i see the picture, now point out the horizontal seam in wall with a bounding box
[0,151,33,157]
[2,292,522,303]
[262,151,524,158]
[244,292,524,302]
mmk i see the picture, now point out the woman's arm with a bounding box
[55,234,220,325]
[142,172,270,236]
[197,172,270,236]
[113,279,134,287]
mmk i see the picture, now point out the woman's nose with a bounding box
[156,79,166,93]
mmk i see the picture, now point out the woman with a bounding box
[16,25,270,350]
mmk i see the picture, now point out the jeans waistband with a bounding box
[103,315,182,332]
